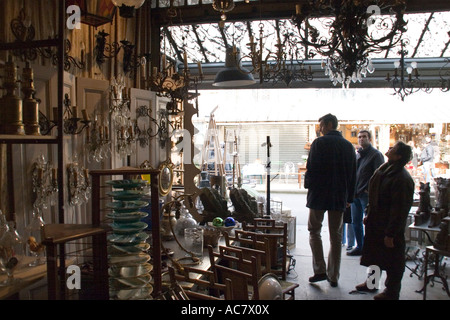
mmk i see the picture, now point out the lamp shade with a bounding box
[112,0,145,18]
[213,47,256,87]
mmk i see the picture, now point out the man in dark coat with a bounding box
[357,141,415,300]
[304,113,356,287]
[347,130,385,256]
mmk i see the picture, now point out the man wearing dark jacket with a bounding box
[347,130,384,256]
[304,113,356,287]
[357,141,414,300]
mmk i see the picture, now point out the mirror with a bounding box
[158,160,174,196]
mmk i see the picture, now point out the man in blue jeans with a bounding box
[347,130,384,256]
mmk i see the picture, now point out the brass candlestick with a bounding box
[0,55,25,135]
[21,61,40,135]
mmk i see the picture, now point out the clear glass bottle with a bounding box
[174,205,198,236]
[25,209,46,266]
[0,221,24,286]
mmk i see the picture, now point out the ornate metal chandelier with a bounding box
[386,41,432,101]
[292,0,408,88]
[238,23,313,86]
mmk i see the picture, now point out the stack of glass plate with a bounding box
[106,179,153,300]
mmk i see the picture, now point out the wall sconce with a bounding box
[134,104,159,148]
[94,30,149,75]
[120,40,150,75]
[86,115,111,163]
[10,9,84,71]
[31,154,58,210]
[94,30,121,66]
[62,93,91,135]
[67,161,91,206]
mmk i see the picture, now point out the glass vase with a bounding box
[25,210,46,267]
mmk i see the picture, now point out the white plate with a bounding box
[112,283,153,300]
[108,263,153,278]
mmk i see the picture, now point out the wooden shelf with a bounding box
[0,134,58,144]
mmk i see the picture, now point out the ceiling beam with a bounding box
[151,0,450,26]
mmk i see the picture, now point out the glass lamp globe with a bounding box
[112,0,146,18]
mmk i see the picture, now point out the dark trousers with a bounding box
[383,258,405,299]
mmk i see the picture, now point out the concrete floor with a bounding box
[252,181,450,300]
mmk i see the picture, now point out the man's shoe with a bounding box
[308,273,327,283]
[373,291,399,300]
[346,246,353,251]
[327,277,338,287]
[355,282,378,293]
[347,248,362,256]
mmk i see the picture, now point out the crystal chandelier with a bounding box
[292,0,407,88]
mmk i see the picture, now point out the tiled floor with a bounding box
[286,224,449,300]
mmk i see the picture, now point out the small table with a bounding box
[422,246,450,300]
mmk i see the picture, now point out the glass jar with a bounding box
[25,209,46,266]
[174,206,197,236]
[0,221,24,286]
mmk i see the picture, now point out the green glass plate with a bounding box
[107,232,149,246]
[106,211,148,223]
[107,190,145,201]
[105,179,147,189]
[111,221,148,234]
[106,200,149,213]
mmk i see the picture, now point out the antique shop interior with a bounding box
[0,0,449,302]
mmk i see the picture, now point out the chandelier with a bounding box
[238,23,313,86]
[150,52,203,105]
[292,0,407,88]
[386,41,432,101]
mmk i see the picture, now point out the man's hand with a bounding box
[384,236,394,248]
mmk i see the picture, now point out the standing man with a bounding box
[357,141,414,300]
[304,113,356,287]
[347,130,384,256]
[419,136,435,183]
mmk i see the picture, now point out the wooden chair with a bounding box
[242,218,289,280]
[168,265,232,300]
[207,245,260,300]
[223,231,299,300]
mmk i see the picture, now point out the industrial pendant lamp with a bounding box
[112,0,146,18]
[213,46,256,87]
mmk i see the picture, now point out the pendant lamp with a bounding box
[213,46,256,87]
[112,0,146,18]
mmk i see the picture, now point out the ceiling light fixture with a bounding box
[212,0,235,21]
[293,0,407,88]
[112,0,146,18]
[213,46,256,87]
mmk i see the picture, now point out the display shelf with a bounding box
[0,134,58,144]
[89,168,163,298]
[42,224,110,300]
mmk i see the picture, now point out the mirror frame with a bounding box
[158,160,174,196]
